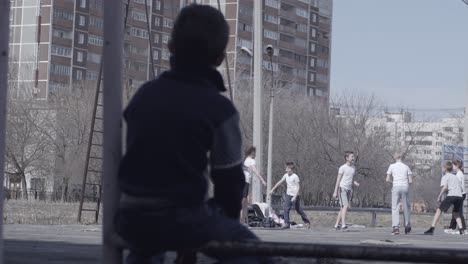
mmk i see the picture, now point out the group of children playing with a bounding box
[242,146,467,235]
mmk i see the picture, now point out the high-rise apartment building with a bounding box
[9,0,332,101]
[217,0,333,100]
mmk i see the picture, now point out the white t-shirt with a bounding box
[281,173,300,196]
[338,164,355,190]
[456,170,466,195]
[386,161,412,187]
[243,157,255,183]
[440,173,463,197]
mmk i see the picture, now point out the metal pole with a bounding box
[252,0,263,203]
[0,1,11,263]
[463,0,468,223]
[266,54,274,207]
[103,1,123,263]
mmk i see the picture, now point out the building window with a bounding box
[265,0,280,9]
[163,18,173,28]
[53,8,74,21]
[88,52,101,63]
[154,33,160,44]
[155,0,161,10]
[316,73,328,83]
[436,151,442,156]
[162,50,170,61]
[132,10,147,22]
[51,44,72,57]
[76,70,83,80]
[129,62,146,72]
[153,49,159,60]
[125,43,148,56]
[88,34,103,46]
[316,89,326,97]
[86,71,99,80]
[280,33,294,43]
[264,30,279,40]
[310,28,317,38]
[437,132,443,137]
[53,28,73,39]
[79,15,86,26]
[154,16,161,27]
[162,34,169,44]
[50,64,71,76]
[310,42,316,52]
[78,33,85,44]
[317,58,329,68]
[239,22,252,32]
[89,16,103,29]
[76,51,84,62]
[80,0,87,8]
[294,37,306,48]
[423,150,432,154]
[90,0,103,11]
[310,57,315,67]
[443,127,453,132]
[295,8,308,18]
[130,27,149,39]
[262,60,278,72]
[239,5,253,16]
[309,72,315,82]
[296,23,307,33]
[312,13,317,23]
[237,38,253,50]
[264,14,279,24]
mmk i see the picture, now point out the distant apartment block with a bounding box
[9,0,333,101]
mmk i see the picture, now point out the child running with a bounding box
[270,162,311,229]
[424,161,466,235]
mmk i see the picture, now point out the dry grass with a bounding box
[4,200,100,225]
[4,200,436,227]
[290,210,435,228]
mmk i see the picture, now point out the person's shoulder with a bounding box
[245,157,255,164]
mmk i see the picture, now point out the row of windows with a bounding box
[51,44,72,57]
[125,43,148,56]
[74,70,98,81]
[50,64,71,76]
[53,8,73,21]
[152,49,170,61]
[88,34,103,46]
[90,16,103,29]
[154,17,173,28]
[130,27,148,39]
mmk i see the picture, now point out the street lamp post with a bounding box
[266,45,275,207]
[252,0,263,203]
[462,0,468,221]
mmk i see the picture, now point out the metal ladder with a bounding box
[77,66,104,224]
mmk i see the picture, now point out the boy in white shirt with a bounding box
[270,162,310,229]
[333,151,359,231]
[386,153,413,235]
[424,161,466,235]
[447,159,466,232]
[241,146,266,224]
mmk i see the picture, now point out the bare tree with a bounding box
[5,99,54,199]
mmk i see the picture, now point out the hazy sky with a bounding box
[330,0,468,111]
